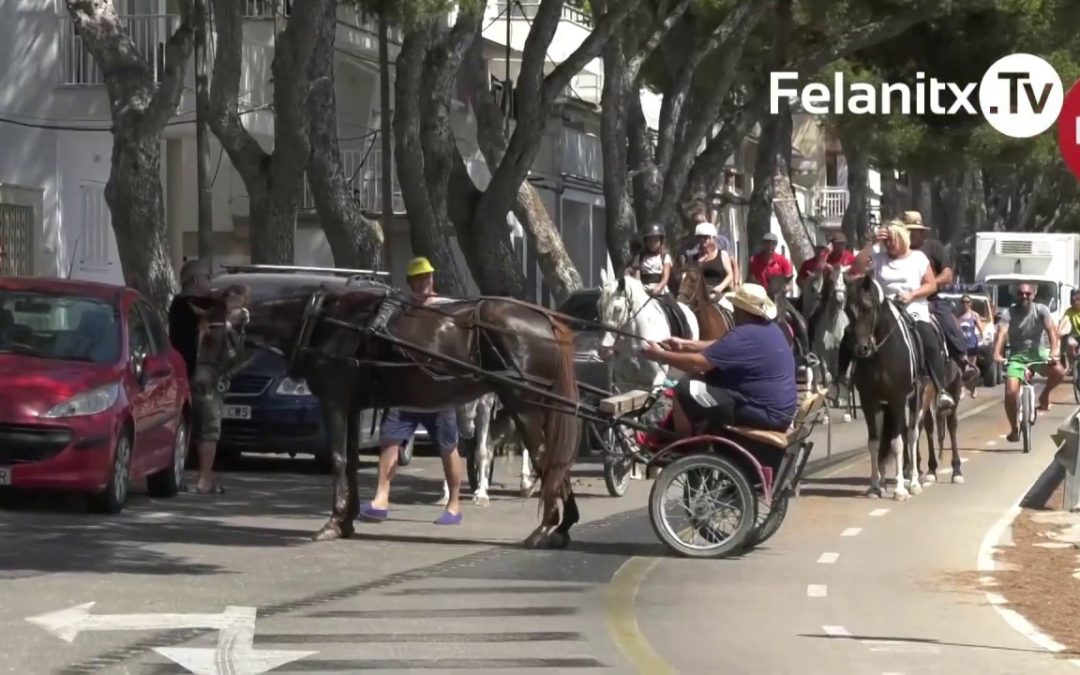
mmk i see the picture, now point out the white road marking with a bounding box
[863,640,940,653]
[822,625,852,638]
[869,508,890,517]
[27,603,315,674]
[841,527,863,537]
[978,479,1068,654]
[807,584,828,598]
[986,441,997,446]
[817,552,839,564]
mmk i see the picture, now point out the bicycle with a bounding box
[1014,361,1048,455]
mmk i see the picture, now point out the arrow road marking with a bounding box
[27,603,314,675]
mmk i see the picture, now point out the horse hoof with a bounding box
[909,482,923,496]
[924,473,937,483]
[473,493,491,506]
[547,531,571,549]
[523,532,548,549]
[312,524,343,542]
[893,488,911,502]
[866,487,882,499]
[952,474,965,485]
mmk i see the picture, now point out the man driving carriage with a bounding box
[640,284,797,436]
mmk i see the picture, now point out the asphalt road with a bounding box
[0,389,1075,674]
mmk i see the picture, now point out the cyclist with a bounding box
[992,282,1065,442]
[1056,289,1080,371]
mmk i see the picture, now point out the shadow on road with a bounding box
[799,631,1079,656]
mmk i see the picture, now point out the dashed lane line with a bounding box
[868,508,890,517]
[817,552,839,564]
[841,527,862,537]
[807,585,828,598]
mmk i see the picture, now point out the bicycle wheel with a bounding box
[1021,385,1033,454]
[1073,368,1080,404]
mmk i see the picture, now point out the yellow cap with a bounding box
[406,256,435,277]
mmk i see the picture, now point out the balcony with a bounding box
[558,127,602,182]
[241,1,403,42]
[817,187,849,224]
[494,1,592,27]
[301,132,404,216]
[59,14,179,86]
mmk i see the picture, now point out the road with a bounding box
[0,388,1076,674]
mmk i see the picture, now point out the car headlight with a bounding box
[41,383,120,418]
[275,377,312,396]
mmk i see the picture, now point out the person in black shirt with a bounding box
[902,211,978,384]
[169,259,210,377]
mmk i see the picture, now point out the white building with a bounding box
[0,0,396,285]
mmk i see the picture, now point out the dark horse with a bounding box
[846,275,927,500]
[765,275,819,385]
[206,283,582,548]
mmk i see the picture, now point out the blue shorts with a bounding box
[380,408,458,454]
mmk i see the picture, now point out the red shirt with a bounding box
[826,249,856,266]
[749,252,794,287]
[798,257,827,283]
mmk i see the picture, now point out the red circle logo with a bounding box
[1059,80,1080,181]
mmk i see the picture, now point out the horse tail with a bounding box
[541,319,581,508]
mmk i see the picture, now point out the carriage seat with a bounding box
[722,388,829,450]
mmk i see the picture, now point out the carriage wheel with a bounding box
[604,453,632,497]
[648,454,756,559]
[1073,367,1080,404]
[744,494,791,549]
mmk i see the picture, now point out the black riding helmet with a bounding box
[642,223,665,239]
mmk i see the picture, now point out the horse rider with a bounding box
[679,221,735,300]
[639,283,797,435]
[797,243,829,287]
[826,232,856,267]
[992,282,1065,442]
[630,223,673,295]
[362,256,466,526]
[902,211,978,384]
[748,232,794,291]
[846,221,954,410]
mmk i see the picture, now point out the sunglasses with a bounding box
[1019,292,1033,297]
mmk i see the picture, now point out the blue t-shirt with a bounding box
[702,322,797,429]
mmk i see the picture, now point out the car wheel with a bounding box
[88,433,132,514]
[148,419,187,498]
[398,436,415,467]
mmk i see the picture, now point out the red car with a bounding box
[0,277,190,513]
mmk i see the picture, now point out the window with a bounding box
[128,305,153,359]
[825,152,840,186]
[0,292,119,363]
[994,282,1059,313]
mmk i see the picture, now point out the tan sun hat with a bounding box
[728,283,778,321]
[901,211,929,230]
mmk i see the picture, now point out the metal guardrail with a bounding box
[1053,408,1080,511]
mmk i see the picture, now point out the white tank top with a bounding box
[870,248,931,322]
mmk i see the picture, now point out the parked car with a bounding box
[940,286,999,386]
[209,266,416,469]
[0,277,190,513]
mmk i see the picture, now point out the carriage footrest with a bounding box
[600,390,650,415]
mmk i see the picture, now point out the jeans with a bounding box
[928,297,969,365]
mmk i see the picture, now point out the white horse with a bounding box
[807,266,851,399]
[597,270,698,389]
[440,394,537,507]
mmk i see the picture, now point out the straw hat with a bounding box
[728,283,778,320]
[901,211,929,230]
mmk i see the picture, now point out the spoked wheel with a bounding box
[648,454,756,559]
[602,427,637,497]
[1020,386,1035,454]
[744,493,791,549]
[1073,368,1080,404]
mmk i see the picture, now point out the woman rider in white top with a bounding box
[851,221,955,410]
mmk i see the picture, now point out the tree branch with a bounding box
[796,9,941,74]
[541,0,644,102]
[145,0,196,129]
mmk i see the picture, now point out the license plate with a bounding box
[0,467,10,486]
[222,405,252,420]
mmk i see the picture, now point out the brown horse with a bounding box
[675,262,732,341]
[208,284,582,548]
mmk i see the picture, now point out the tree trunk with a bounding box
[837,125,869,245]
[307,0,384,269]
[194,0,213,267]
[208,0,322,266]
[880,167,900,220]
[393,19,467,295]
[378,2,394,266]
[599,29,637,274]
[65,0,195,313]
[746,111,783,248]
